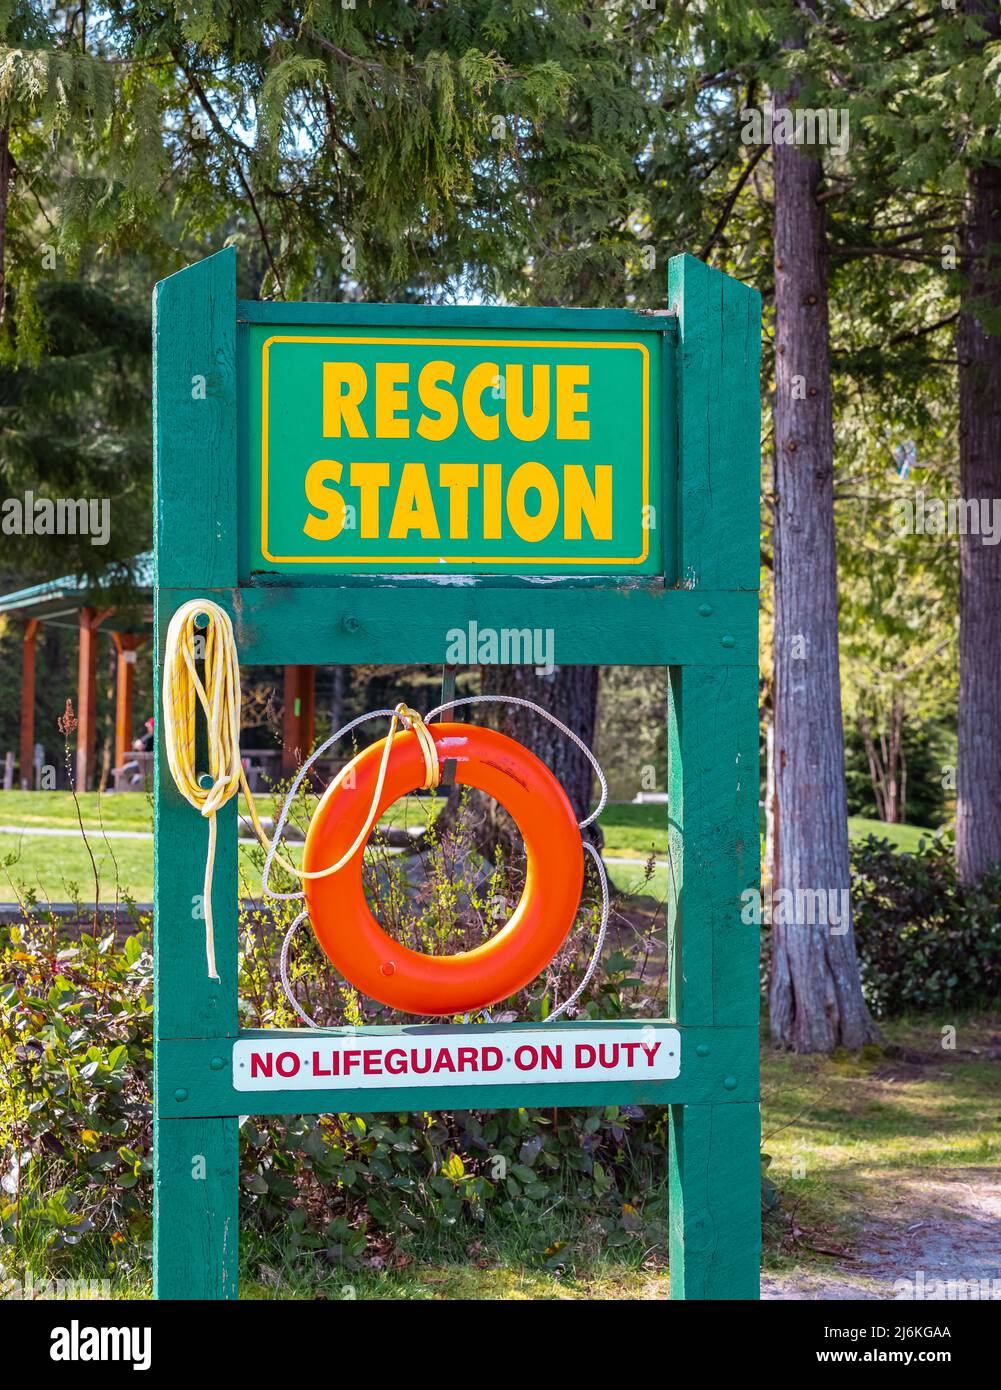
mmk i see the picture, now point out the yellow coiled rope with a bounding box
[161,599,439,978]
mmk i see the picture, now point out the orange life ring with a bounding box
[303,723,584,1015]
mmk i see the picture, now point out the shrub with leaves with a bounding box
[239,1103,666,1275]
[0,913,153,1285]
[850,836,1001,1016]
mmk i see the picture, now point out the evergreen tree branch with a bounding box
[699,143,767,261]
[171,50,285,298]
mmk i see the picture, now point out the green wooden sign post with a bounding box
[152,247,761,1300]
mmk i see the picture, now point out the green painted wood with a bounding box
[153,247,240,1301]
[154,247,239,590]
[242,573,666,590]
[153,1117,239,1300]
[158,584,756,668]
[668,1103,761,1300]
[239,300,676,334]
[667,667,761,1304]
[667,667,761,1027]
[666,253,761,1302]
[668,255,761,591]
[153,599,240,1040]
[153,248,240,1038]
[156,1024,757,1118]
[659,318,679,579]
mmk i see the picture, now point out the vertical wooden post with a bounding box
[112,632,148,769]
[282,665,315,773]
[19,618,39,789]
[666,254,762,1300]
[152,246,239,1300]
[76,608,113,791]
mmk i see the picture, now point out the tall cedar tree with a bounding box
[956,1,1001,882]
[769,16,878,1050]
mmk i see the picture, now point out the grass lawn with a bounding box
[0,790,155,831]
[0,791,941,904]
[0,790,326,904]
[11,1223,664,1301]
[759,1014,1001,1293]
[598,802,942,859]
[0,831,151,908]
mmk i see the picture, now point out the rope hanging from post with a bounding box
[161,598,439,977]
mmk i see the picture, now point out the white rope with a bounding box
[279,909,319,1028]
[425,693,608,829]
[262,694,611,1026]
[259,708,397,902]
[547,841,610,1022]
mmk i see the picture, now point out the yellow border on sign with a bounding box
[259,335,651,566]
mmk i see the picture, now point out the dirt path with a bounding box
[762,1166,1001,1300]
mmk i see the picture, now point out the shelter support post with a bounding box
[282,664,316,773]
[76,606,112,790]
[113,631,149,769]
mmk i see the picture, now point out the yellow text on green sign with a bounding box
[246,327,664,574]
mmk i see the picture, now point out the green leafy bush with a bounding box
[0,915,153,1282]
[239,1103,665,1273]
[851,835,1001,1016]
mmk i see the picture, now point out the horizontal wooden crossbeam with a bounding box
[155,585,757,668]
[156,1021,758,1117]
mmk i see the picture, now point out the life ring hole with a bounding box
[362,786,527,956]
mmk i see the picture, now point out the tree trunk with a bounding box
[768,68,879,1051]
[888,695,904,824]
[330,664,346,731]
[433,665,603,865]
[858,697,905,824]
[483,663,601,840]
[956,149,1001,882]
[858,713,888,822]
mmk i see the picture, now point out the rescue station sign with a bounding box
[245,324,663,574]
[233,1026,681,1092]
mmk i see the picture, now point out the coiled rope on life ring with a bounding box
[304,722,585,1015]
[161,599,609,1020]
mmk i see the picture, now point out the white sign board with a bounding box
[232,1026,680,1092]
